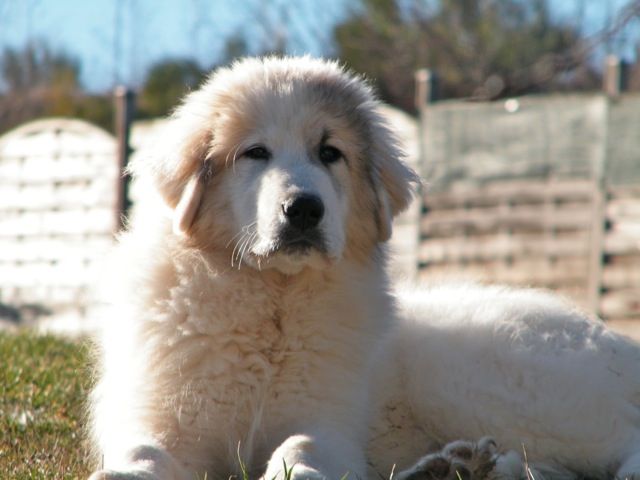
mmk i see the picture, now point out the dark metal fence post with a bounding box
[415,68,437,182]
[114,86,135,233]
[414,69,437,276]
[603,55,629,98]
[414,69,436,110]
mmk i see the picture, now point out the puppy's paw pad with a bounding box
[397,438,498,480]
[470,437,498,478]
[399,454,451,480]
[442,440,475,461]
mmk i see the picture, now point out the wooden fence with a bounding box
[0,119,119,329]
[417,179,640,321]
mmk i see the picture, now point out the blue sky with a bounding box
[1,0,638,92]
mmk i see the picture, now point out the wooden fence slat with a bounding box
[602,264,640,289]
[421,206,593,236]
[0,236,113,262]
[600,289,640,318]
[425,180,596,209]
[419,233,590,264]
[604,230,640,256]
[0,261,98,287]
[1,179,115,211]
[0,208,115,237]
[418,259,589,286]
[607,198,640,219]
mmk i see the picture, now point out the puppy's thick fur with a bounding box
[89,57,640,480]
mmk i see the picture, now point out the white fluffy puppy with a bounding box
[89,55,416,480]
[88,56,640,480]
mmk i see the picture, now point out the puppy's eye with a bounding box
[244,146,271,160]
[319,145,342,165]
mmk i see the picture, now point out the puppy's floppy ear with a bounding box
[370,118,421,242]
[128,86,215,235]
[172,170,205,236]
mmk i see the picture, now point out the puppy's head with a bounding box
[133,56,419,274]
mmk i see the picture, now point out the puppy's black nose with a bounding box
[283,194,325,231]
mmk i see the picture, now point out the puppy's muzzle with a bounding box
[279,194,327,253]
[282,194,324,231]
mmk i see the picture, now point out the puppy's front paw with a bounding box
[88,469,159,480]
[290,465,329,480]
[264,463,327,480]
[395,437,498,480]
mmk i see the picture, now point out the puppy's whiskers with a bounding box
[235,230,258,270]
[230,223,257,269]
[238,231,259,270]
[231,232,249,268]
[226,222,257,249]
[233,235,250,269]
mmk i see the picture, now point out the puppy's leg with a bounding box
[88,443,190,480]
[394,437,500,480]
[263,431,366,480]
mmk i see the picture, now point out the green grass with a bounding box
[0,331,93,479]
[0,333,343,480]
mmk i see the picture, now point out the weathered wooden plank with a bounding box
[600,289,640,318]
[1,284,50,304]
[605,319,640,339]
[607,198,640,220]
[0,260,96,287]
[602,263,640,289]
[0,179,115,211]
[0,211,43,236]
[419,257,589,286]
[604,230,640,255]
[0,158,23,180]
[421,205,593,236]
[0,236,113,262]
[424,180,596,209]
[608,222,640,236]
[0,153,116,183]
[419,233,590,263]
[42,208,115,235]
[0,208,115,236]
[48,286,88,304]
[608,185,640,199]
